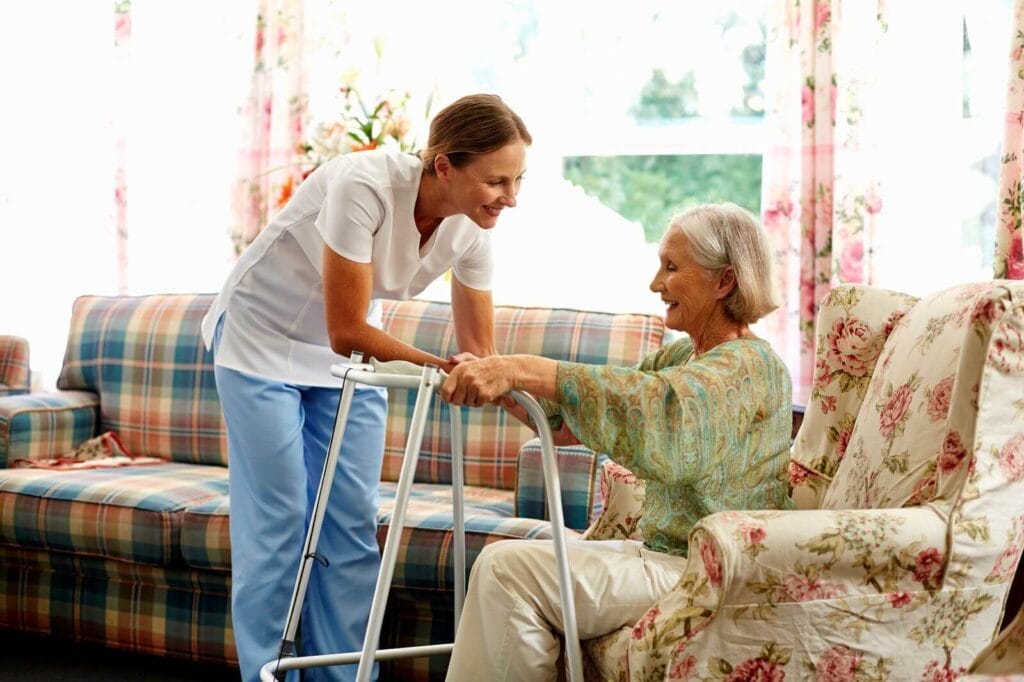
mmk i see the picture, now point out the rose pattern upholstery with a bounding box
[580,282,1024,680]
[964,597,1024,680]
[581,459,646,542]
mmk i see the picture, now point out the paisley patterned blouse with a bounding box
[552,336,792,556]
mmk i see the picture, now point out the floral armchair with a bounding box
[965,597,1024,680]
[580,281,1024,680]
[0,335,30,396]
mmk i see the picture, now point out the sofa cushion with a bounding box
[0,463,227,565]
[56,294,227,467]
[175,481,565,574]
[380,300,665,489]
[180,496,230,571]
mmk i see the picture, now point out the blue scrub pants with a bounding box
[213,320,387,682]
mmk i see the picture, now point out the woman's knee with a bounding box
[473,540,554,590]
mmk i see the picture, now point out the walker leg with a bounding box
[269,354,363,680]
[354,364,439,682]
[449,404,466,631]
[510,390,584,682]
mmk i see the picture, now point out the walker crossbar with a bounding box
[259,356,583,682]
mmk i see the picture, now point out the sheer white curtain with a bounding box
[0,4,115,391]
[126,2,254,295]
[873,2,1009,295]
[0,1,254,390]
[873,3,977,295]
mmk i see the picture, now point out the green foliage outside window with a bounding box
[563,155,763,243]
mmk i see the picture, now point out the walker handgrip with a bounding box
[329,364,445,391]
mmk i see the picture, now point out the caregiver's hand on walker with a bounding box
[441,354,582,445]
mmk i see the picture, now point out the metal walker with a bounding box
[258,354,583,682]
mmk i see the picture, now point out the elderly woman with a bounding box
[440,202,792,681]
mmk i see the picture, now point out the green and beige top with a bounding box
[549,336,792,556]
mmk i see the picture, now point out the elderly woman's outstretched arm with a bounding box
[443,339,706,483]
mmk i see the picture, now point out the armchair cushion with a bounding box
[581,459,645,542]
[824,283,1022,511]
[791,285,919,509]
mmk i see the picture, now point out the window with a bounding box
[310,1,770,313]
[560,4,767,244]
[2,1,1012,388]
[872,1,1011,296]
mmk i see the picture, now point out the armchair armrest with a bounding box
[693,506,949,608]
[514,437,603,531]
[0,335,30,396]
[596,506,950,681]
[0,391,100,468]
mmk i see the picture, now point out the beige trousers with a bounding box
[445,538,687,682]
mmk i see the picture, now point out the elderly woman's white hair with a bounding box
[670,202,780,324]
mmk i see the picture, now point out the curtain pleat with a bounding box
[995,0,1024,280]
[760,0,888,402]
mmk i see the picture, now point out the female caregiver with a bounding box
[201,93,531,682]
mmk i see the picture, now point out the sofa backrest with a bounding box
[56,294,666,482]
[380,300,666,489]
[57,294,227,466]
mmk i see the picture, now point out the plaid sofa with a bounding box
[0,336,30,396]
[0,293,665,680]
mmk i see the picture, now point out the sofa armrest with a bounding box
[513,437,603,531]
[0,335,30,396]
[581,459,646,541]
[0,391,100,468]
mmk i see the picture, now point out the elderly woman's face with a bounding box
[649,228,720,333]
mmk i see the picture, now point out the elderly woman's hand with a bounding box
[441,356,514,407]
[448,352,480,365]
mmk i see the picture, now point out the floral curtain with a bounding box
[759,0,888,402]
[231,0,308,255]
[995,0,1024,280]
[114,0,131,293]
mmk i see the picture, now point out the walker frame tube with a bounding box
[270,357,365,670]
[354,364,438,681]
[260,360,582,682]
